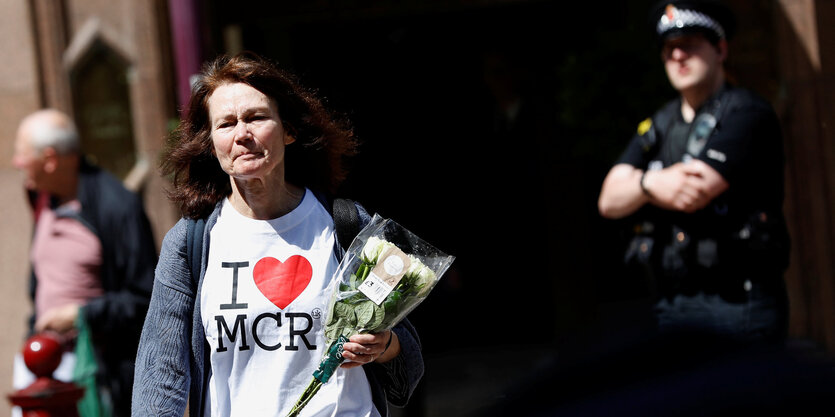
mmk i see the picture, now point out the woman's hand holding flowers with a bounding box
[339,330,399,368]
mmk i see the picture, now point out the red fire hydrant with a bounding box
[7,332,84,417]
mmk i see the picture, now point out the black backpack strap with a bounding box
[332,198,360,252]
[312,189,361,252]
[186,217,206,287]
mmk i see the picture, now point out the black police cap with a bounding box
[648,0,737,44]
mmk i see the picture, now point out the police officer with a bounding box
[598,0,790,344]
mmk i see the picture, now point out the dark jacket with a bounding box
[617,85,790,295]
[27,160,157,417]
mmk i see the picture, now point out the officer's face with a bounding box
[662,33,726,94]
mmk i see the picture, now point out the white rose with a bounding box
[416,265,436,296]
[361,236,396,264]
[406,255,436,296]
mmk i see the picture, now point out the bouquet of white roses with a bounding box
[286,214,454,417]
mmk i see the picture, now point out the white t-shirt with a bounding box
[201,189,379,417]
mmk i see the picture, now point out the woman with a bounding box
[132,52,423,417]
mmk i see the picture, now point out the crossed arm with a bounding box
[598,159,729,219]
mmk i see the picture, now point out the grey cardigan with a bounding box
[132,201,424,416]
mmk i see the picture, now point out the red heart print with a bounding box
[253,255,312,309]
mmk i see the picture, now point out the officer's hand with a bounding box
[645,163,710,212]
[34,303,80,334]
[682,160,729,202]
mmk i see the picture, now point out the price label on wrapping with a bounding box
[359,246,410,305]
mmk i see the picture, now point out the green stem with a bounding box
[286,378,322,417]
[356,264,366,283]
[361,262,372,281]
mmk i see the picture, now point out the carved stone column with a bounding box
[775,0,835,352]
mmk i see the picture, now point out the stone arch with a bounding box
[64,18,138,180]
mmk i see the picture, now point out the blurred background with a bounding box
[1,0,834,416]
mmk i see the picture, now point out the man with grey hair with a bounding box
[11,108,156,417]
[13,109,81,203]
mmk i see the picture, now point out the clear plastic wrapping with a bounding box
[287,214,455,416]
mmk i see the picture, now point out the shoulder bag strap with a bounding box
[332,198,360,252]
[312,189,361,252]
[186,217,206,287]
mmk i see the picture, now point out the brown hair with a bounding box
[161,52,358,219]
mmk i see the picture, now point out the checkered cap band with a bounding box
[657,6,725,39]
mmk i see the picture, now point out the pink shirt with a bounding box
[31,200,103,319]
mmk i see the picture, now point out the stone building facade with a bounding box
[0,1,178,413]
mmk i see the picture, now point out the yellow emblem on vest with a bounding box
[637,118,652,136]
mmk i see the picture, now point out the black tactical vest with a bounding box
[622,86,790,296]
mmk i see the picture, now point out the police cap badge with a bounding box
[648,0,736,44]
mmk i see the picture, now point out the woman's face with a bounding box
[207,82,295,181]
